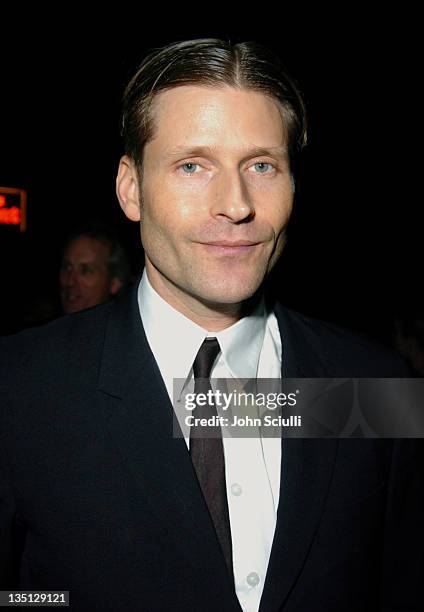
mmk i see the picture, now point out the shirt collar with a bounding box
[138,269,267,383]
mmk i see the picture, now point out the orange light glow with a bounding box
[0,187,27,231]
[0,206,21,225]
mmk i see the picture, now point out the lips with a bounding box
[198,240,261,255]
[203,240,260,247]
[62,292,84,309]
[63,293,81,303]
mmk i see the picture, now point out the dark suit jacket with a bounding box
[0,281,422,611]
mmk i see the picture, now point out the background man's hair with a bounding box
[120,38,307,175]
[63,223,131,288]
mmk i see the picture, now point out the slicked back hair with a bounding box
[120,38,307,176]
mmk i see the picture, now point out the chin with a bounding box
[193,276,263,306]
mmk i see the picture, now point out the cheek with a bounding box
[271,196,293,229]
[141,190,199,243]
[144,173,208,218]
[84,274,106,293]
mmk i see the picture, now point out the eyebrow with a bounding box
[162,145,288,163]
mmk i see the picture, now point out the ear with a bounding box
[116,155,141,222]
[110,277,123,296]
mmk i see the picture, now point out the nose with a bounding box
[61,268,77,288]
[210,168,255,223]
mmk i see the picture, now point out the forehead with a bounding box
[147,85,287,155]
[63,236,110,263]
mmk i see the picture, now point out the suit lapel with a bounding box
[97,281,241,610]
[259,304,339,612]
[97,285,337,611]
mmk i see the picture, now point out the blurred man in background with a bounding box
[59,225,131,314]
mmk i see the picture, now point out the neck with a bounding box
[145,264,258,332]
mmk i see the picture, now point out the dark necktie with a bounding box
[189,338,233,576]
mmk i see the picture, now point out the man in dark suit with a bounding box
[1,38,422,611]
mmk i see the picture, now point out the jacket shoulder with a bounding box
[274,303,410,377]
[0,302,111,387]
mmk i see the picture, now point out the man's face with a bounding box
[120,85,294,311]
[59,236,120,314]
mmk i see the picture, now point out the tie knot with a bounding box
[193,337,221,380]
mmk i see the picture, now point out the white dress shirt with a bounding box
[138,270,282,612]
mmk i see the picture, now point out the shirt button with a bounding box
[246,572,260,587]
[231,483,242,496]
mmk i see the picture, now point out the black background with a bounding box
[0,12,421,339]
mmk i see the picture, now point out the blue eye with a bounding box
[181,163,198,174]
[254,162,272,173]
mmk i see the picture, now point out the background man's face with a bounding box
[60,236,119,314]
[137,85,294,307]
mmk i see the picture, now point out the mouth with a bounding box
[198,240,261,255]
[62,293,82,304]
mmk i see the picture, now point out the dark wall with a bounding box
[0,17,421,339]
